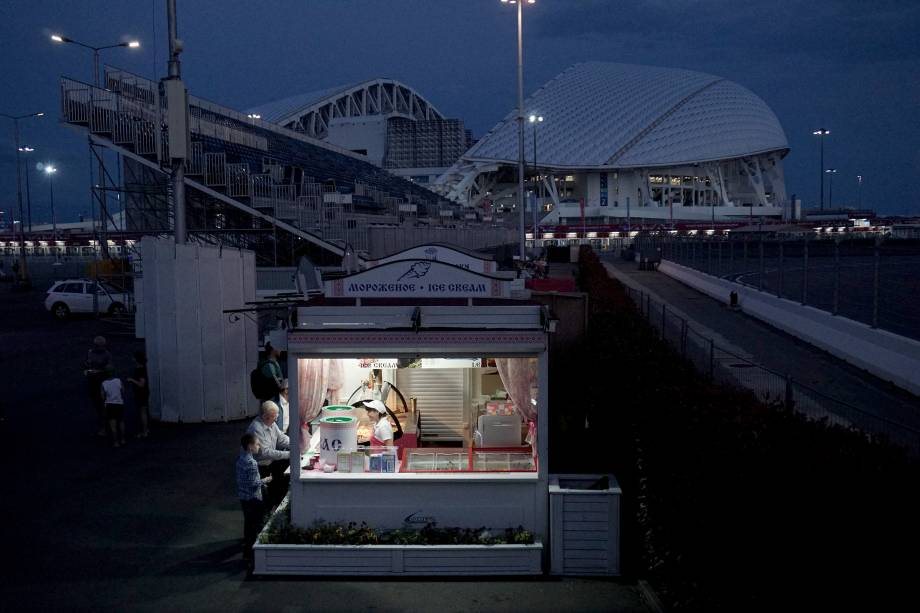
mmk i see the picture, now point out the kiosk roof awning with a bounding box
[295,305,546,331]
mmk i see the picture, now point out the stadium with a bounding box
[436,62,791,230]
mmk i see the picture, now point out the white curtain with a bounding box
[495,357,538,423]
[297,359,342,445]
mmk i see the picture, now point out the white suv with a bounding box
[45,279,133,320]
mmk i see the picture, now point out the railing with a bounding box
[637,235,920,342]
[622,283,920,453]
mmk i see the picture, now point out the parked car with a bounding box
[45,279,133,320]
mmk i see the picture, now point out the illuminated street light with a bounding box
[500,0,537,260]
[1,110,44,285]
[528,114,544,243]
[50,33,141,87]
[43,164,59,243]
[825,168,838,209]
[813,128,830,210]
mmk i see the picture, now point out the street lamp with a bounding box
[18,146,35,232]
[812,128,830,210]
[856,174,863,208]
[51,33,139,258]
[50,33,141,87]
[1,110,44,285]
[500,0,536,261]
[247,113,261,121]
[529,114,543,245]
[42,164,58,244]
[825,168,837,209]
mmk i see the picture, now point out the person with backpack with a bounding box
[251,343,283,403]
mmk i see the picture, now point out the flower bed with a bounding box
[253,498,542,576]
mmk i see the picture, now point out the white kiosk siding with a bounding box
[141,237,258,422]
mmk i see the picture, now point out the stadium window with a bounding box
[649,175,664,184]
[670,177,681,186]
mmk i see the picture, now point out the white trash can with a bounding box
[549,474,621,576]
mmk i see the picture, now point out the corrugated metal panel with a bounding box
[396,369,465,440]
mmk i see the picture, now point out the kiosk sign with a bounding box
[327,260,511,298]
[371,244,496,273]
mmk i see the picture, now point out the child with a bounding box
[126,351,150,438]
[237,433,272,560]
[101,366,126,447]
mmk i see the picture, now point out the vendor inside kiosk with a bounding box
[300,357,538,475]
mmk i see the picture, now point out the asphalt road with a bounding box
[0,288,649,613]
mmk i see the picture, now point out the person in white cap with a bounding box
[363,400,394,448]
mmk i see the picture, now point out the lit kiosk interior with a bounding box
[282,258,551,574]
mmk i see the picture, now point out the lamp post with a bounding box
[825,168,837,209]
[1,110,44,286]
[856,174,863,208]
[51,33,140,258]
[42,165,58,244]
[529,114,543,246]
[50,34,140,88]
[19,146,35,232]
[812,128,830,210]
[501,0,536,261]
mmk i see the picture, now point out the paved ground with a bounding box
[603,256,920,432]
[0,288,650,613]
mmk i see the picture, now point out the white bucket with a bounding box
[318,415,358,466]
[321,404,356,419]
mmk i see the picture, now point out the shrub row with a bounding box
[564,246,919,611]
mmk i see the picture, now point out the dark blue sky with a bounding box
[1,0,918,224]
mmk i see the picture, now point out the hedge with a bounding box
[554,246,919,611]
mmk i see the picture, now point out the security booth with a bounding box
[259,258,553,575]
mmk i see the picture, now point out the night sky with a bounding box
[1,0,918,224]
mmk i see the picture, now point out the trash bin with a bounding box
[549,474,621,576]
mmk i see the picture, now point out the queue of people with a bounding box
[84,336,150,447]
[235,343,293,562]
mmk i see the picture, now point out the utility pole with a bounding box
[166,0,188,244]
[515,0,526,261]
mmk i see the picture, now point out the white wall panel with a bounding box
[141,237,161,418]
[142,238,258,423]
[174,243,205,421]
[198,246,226,423]
[155,239,180,422]
[221,249,247,420]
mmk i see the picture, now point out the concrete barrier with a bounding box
[658,260,920,397]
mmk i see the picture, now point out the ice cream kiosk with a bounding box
[278,255,552,574]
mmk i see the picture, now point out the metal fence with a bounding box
[637,236,920,342]
[622,283,920,453]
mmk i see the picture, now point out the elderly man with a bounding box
[246,401,290,508]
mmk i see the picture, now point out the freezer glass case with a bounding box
[401,448,536,473]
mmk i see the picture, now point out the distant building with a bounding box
[250,79,473,186]
[437,62,791,225]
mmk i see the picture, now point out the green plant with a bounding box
[258,508,535,547]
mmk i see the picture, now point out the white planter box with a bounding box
[550,474,621,576]
[253,542,543,576]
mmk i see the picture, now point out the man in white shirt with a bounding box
[246,401,290,507]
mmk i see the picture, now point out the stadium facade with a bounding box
[249,79,474,187]
[436,62,791,228]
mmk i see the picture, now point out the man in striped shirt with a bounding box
[236,433,272,561]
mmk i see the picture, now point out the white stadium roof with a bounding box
[464,62,788,170]
[248,78,444,140]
